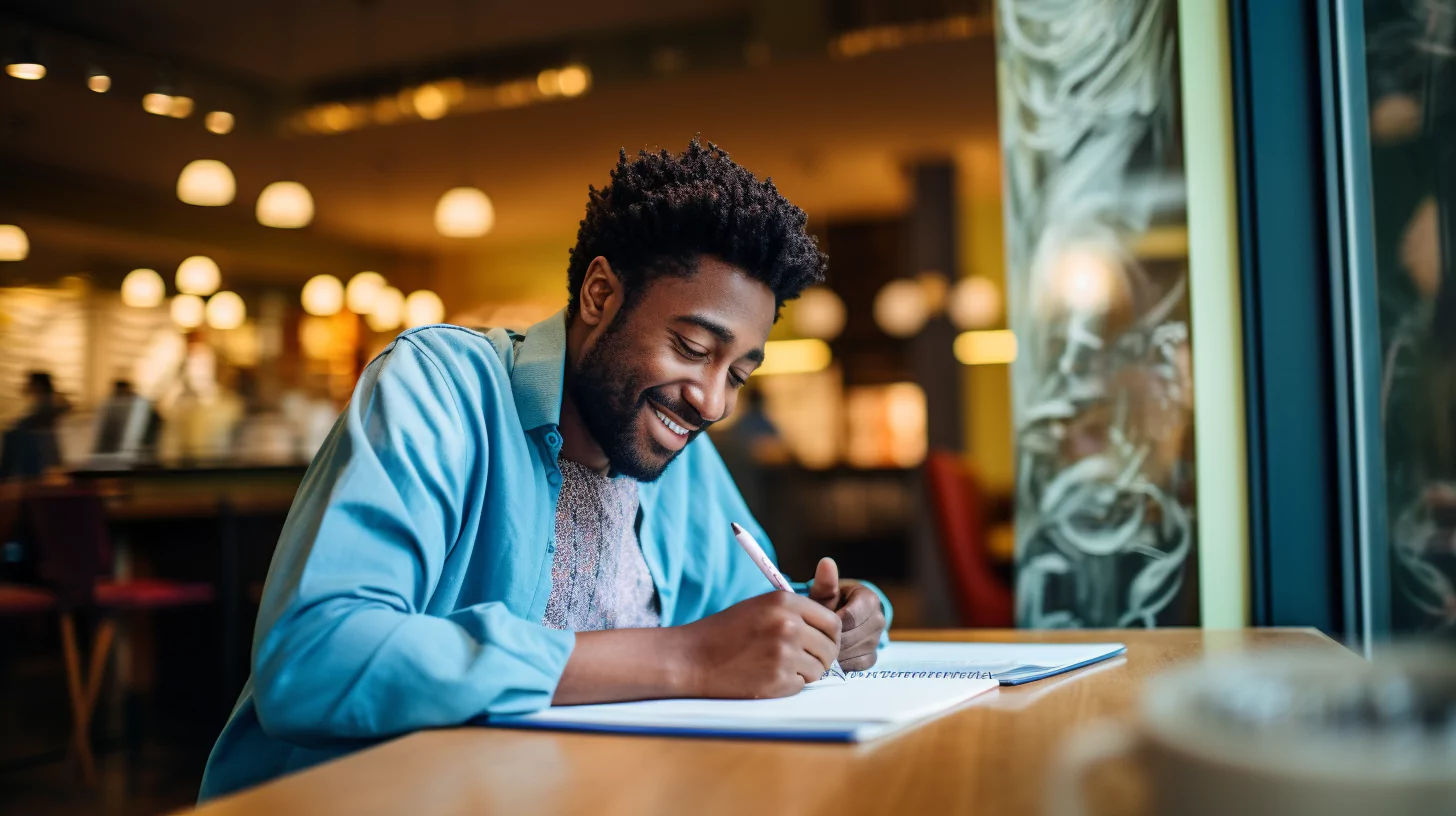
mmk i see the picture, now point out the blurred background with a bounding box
[0,0,1451,812]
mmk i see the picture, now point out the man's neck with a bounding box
[556,389,611,474]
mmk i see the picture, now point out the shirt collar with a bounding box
[510,309,568,433]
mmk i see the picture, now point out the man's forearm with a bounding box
[551,627,695,705]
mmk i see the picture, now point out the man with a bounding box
[200,139,889,800]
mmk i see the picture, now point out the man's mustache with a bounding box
[640,386,710,432]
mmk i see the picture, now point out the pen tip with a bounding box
[731,522,744,535]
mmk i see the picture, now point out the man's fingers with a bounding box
[837,586,881,631]
[840,652,879,672]
[839,618,881,657]
[789,593,842,643]
[809,557,840,608]
[796,622,838,672]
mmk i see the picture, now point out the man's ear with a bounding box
[578,256,621,329]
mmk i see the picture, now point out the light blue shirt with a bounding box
[200,311,891,800]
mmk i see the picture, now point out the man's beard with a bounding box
[569,320,706,482]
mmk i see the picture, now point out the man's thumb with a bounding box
[810,557,840,606]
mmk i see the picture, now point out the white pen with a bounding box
[731,522,847,682]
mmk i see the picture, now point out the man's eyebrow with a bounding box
[674,314,735,343]
[673,315,764,364]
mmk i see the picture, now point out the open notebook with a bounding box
[486,640,1124,742]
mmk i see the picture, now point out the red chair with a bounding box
[18,485,215,785]
[924,451,1014,628]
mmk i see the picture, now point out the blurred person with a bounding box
[91,379,160,463]
[711,385,792,526]
[0,371,70,480]
[200,139,889,800]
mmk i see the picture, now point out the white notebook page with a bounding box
[518,677,997,727]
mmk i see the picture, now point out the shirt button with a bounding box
[547,542,556,553]
[547,470,562,486]
[544,431,561,447]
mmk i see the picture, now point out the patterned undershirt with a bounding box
[541,455,661,631]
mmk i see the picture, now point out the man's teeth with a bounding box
[654,410,689,436]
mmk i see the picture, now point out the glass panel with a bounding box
[996,0,1199,627]
[1364,0,1456,634]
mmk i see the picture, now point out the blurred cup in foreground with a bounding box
[1050,648,1456,816]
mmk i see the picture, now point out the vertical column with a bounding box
[908,160,965,453]
[996,0,1200,628]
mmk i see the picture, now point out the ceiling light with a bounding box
[367,286,404,331]
[948,277,1001,330]
[345,271,386,314]
[176,159,236,206]
[87,68,110,93]
[404,290,445,328]
[790,287,846,340]
[413,83,449,119]
[434,187,494,238]
[170,294,205,329]
[167,95,194,118]
[256,181,314,228]
[204,110,234,134]
[873,279,930,338]
[301,274,344,316]
[142,92,173,115]
[205,291,246,330]
[121,268,165,308]
[557,65,591,97]
[176,255,221,296]
[536,69,561,95]
[4,39,44,80]
[0,225,29,261]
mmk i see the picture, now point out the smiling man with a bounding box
[199,139,890,800]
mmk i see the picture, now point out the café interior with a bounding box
[1,1,1453,814]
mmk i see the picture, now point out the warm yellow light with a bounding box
[176,159,236,206]
[536,69,561,95]
[314,102,357,132]
[298,315,335,359]
[121,268,165,308]
[413,83,450,119]
[366,286,404,332]
[87,73,111,93]
[205,291,246,330]
[954,330,1017,365]
[557,64,591,97]
[175,255,221,296]
[434,187,494,238]
[948,277,1001,330]
[1053,247,1117,314]
[256,181,314,228]
[170,294,205,329]
[167,95,194,118]
[301,274,344,316]
[204,110,234,134]
[345,271,386,314]
[0,224,28,261]
[404,290,445,328]
[756,339,832,376]
[873,279,929,337]
[142,92,173,115]
[790,287,846,340]
[6,63,45,80]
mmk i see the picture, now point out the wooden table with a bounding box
[187,628,1344,816]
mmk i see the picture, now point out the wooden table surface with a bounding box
[188,628,1344,816]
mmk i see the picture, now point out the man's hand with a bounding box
[675,590,841,699]
[808,557,886,672]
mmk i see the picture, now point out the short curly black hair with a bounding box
[566,138,827,319]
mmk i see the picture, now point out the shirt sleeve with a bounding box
[248,337,574,746]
